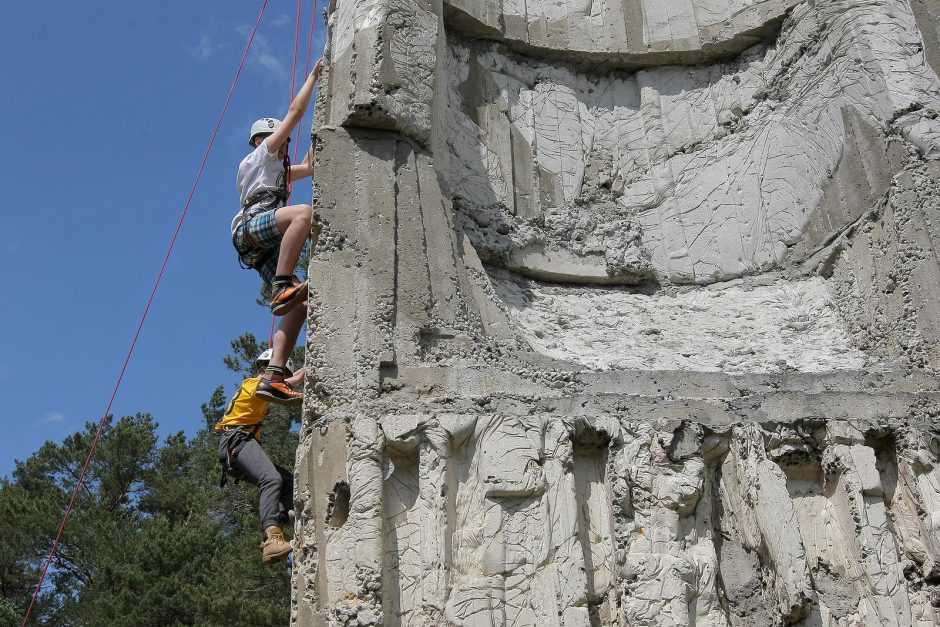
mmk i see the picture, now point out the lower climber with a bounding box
[230,59,323,405]
[217,348,303,564]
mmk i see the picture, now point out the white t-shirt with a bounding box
[231,139,285,234]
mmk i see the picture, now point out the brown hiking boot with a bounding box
[261,526,292,564]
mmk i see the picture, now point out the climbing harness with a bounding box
[218,425,263,488]
[232,143,293,271]
[242,185,289,211]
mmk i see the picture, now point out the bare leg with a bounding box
[270,303,305,369]
[273,203,312,277]
[267,206,318,370]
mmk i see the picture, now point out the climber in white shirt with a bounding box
[230,58,323,404]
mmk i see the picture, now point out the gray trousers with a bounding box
[220,434,293,530]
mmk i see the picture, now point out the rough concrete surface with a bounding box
[293,0,940,625]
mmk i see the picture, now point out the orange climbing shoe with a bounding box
[261,527,292,564]
[270,280,308,316]
[256,378,304,405]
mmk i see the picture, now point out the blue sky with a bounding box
[0,1,327,477]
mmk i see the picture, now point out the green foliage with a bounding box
[0,597,20,627]
[223,333,263,377]
[0,339,302,626]
[223,333,305,379]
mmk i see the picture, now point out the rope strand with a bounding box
[293,0,319,165]
[271,0,312,347]
[287,0,303,150]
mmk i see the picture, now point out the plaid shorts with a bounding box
[233,209,282,285]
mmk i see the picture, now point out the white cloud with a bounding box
[256,48,288,80]
[43,411,66,423]
[268,13,292,28]
[190,33,224,61]
[237,26,288,83]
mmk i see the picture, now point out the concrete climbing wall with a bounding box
[293,0,940,624]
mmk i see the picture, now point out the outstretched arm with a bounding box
[266,59,324,153]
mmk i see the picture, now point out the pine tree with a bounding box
[0,333,302,625]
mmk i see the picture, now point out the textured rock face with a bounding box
[444,0,802,64]
[294,1,940,625]
[442,3,940,285]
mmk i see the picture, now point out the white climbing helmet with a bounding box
[248,117,282,146]
[255,348,295,373]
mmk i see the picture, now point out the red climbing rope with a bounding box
[271,0,318,347]
[290,0,303,107]
[270,0,303,347]
[20,1,271,624]
[307,0,320,80]
[268,313,277,348]
[293,0,319,166]
[284,0,303,190]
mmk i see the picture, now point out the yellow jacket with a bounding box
[215,377,267,432]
